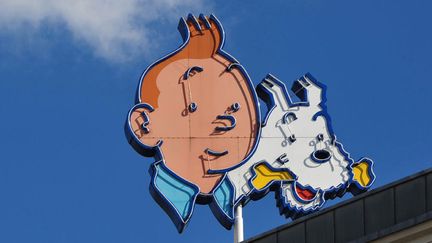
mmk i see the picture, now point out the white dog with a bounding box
[226,73,375,218]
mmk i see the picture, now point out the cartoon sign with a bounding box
[125,14,376,233]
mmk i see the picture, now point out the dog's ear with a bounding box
[349,158,376,195]
[292,73,325,108]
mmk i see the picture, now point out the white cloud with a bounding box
[0,0,209,62]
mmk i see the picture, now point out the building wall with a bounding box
[244,168,432,243]
[372,220,432,243]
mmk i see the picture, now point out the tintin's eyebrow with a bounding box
[184,66,203,80]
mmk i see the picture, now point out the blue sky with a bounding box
[1,1,431,242]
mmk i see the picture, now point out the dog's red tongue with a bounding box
[295,185,316,201]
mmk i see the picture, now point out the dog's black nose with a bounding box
[311,149,331,163]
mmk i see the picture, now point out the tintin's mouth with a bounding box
[205,148,228,157]
[294,182,318,202]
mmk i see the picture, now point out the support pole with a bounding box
[234,204,244,243]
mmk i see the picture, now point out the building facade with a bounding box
[244,168,432,243]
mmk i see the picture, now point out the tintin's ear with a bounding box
[125,103,162,157]
[178,14,225,58]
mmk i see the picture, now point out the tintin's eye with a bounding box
[231,102,240,112]
[189,102,197,112]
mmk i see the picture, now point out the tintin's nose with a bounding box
[215,115,236,131]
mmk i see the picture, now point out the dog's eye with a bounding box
[283,112,297,124]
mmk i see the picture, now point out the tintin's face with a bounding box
[129,18,259,194]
